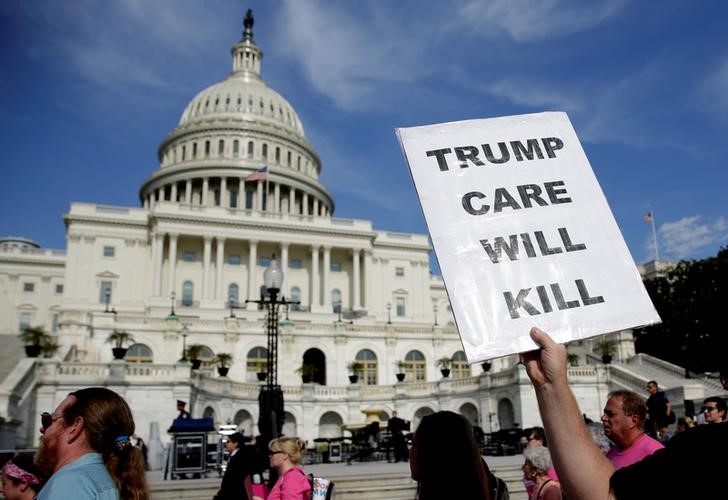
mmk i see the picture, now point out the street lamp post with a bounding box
[386,302,392,325]
[170,292,176,317]
[104,289,116,315]
[246,255,299,444]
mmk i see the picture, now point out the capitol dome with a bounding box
[139,10,333,217]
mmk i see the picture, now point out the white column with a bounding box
[313,198,320,217]
[170,183,178,203]
[302,192,309,216]
[167,234,178,296]
[274,183,281,213]
[280,243,289,290]
[322,246,331,310]
[185,180,192,204]
[289,187,296,214]
[202,177,209,206]
[143,197,149,209]
[310,245,320,308]
[215,237,225,300]
[220,177,227,207]
[148,194,154,209]
[363,250,372,310]
[247,240,258,301]
[202,236,212,299]
[256,182,263,211]
[352,249,361,310]
[152,233,164,296]
[239,178,245,208]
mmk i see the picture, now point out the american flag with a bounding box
[643,212,653,222]
[244,166,268,182]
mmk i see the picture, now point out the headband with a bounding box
[115,435,131,449]
[2,460,40,485]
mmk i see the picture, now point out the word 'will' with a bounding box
[480,227,585,264]
[426,137,564,172]
[504,279,604,319]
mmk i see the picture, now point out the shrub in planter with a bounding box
[347,361,364,384]
[597,339,616,364]
[437,357,452,378]
[18,326,51,358]
[214,353,233,377]
[106,330,135,360]
[186,344,205,370]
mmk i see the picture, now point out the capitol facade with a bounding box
[0,12,712,458]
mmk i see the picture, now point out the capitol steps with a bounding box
[146,461,529,500]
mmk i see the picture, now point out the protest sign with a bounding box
[396,112,660,362]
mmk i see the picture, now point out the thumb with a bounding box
[529,327,555,348]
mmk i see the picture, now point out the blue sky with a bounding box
[1,0,727,267]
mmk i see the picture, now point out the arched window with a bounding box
[355,349,377,385]
[275,147,281,163]
[262,144,268,159]
[198,345,215,371]
[228,283,239,307]
[246,346,268,381]
[218,139,224,156]
[182,281,194,307]
[233,140,240,157]
[405,350,426,381]
[247,141,254,159]
[290,286,301,311]
[332,289,342,313]
[452,351,470,378]
[287,151,292,166]
[126,344,153,363]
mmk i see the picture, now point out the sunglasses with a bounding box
[701,406,718,413]
[268,450,286,456]
[41,412,63,430]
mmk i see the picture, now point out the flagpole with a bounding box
[650,209,659,262]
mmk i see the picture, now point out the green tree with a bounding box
[634,246,727,373]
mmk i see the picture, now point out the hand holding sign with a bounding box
[396,112,660,362]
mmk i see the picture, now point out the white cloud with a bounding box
[656,215,728,259]
[484,79,582,112]
[274,0,432,111]
[456,0,625,42]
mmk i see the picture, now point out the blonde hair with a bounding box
[269,437,307,465]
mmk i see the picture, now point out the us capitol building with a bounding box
[0,11,715,459]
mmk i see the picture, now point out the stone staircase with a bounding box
[0,336,25,383]
[147,459,529,499]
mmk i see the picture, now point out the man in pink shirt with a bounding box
[602,390,663,469]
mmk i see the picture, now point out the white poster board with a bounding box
[396,112,660,362]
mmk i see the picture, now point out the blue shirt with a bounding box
[38,452,118,500]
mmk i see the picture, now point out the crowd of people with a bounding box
[2,330,724,500]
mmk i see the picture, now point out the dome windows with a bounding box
[233,140,240,157]
[262,144,268,160]
[218,139,224,156]
[247,141,254,159]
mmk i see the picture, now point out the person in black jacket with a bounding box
[388,411,410,462]
[214,432,253,500]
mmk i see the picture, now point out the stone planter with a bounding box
[24,345,42,358]
[481,361,492,373]
[217,367,229,377]
[348,375,359,384]
[112,347,128,360]
[440,368,451,378]
[257,372,268,381]
[190,359,202,370]
[396,373,405,382]
[601,355,613,364]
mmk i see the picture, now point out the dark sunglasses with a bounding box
[268,450,286,456]
[41,412,63,430]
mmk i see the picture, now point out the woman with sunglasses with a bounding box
[266,437,311,500]
[1,453,45,500]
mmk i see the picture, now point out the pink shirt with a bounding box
[268,466,311,500]
[606,433,664,469]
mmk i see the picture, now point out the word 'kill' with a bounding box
[504,279,604,319]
